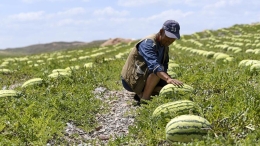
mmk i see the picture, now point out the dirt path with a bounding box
[63,87,140,145]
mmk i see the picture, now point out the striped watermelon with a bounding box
[21,78,43,88]
[65,65,80,71]
[159,83,194,97]
[48,71,71,79]
[168,63,180,69]
[166,115,211,143]
[250,63,260,73]
[0,90,18,98]
[0,69,12,74]
[152,100,197,119]
[167,71,178,79]
[52,69,69,73]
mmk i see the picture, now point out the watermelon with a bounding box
[21,78,43,88]
[65,65,80,71]
[238,60,260,67]
[52,69,69,73]
[166,115,211,143]
[223,57,234,63]
[159,84,194,97]
[48,72,71,78]
[250,63,260,73]
[215,54,230,62]
[169,63,180,68]
[0,90,18,98]
[152,100,197,119]
[167,71,178,79]
[84,62,93,68]
[206,51,215,59]
[0,69,12,74]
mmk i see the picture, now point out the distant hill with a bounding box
[0,38,134,57]
[0,40,107,56]
[100,38,133,47]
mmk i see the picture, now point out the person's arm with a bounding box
[156,71,183,86]
[138,39,164,74]
[138,40,183,86]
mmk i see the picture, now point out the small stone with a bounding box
[95,126,103,131]
[98,134,110,140]
[121,103,128,107]
[66,122,74,128]
[99,128,106,133]
[111,107,116,111]
[110,100,117,104]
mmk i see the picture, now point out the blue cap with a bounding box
[162,20,180,39]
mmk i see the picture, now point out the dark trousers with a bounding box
[121,77,167,92]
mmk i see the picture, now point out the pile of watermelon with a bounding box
[152,83,212,143]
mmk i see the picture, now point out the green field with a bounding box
[1,23,260,145]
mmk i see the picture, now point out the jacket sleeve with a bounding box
[138,39,165,74]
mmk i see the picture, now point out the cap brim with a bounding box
[165,30,180,39]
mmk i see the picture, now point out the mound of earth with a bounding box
[100,38,133,47]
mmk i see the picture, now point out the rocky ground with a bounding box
[63,87,140,145]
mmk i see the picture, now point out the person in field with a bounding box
[121,20,183,102]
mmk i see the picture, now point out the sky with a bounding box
[0,0,260,49]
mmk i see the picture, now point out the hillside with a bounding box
[0,38,134,56]
[100,38,133,47]
[1,40,105,56]
[1,22,260,145]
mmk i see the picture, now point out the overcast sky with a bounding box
[0,0,259,49]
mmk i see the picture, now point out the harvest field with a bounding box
[1,23,260,145]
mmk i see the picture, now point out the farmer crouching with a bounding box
[121,20,183,102]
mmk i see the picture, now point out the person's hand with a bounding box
[166,78,183,87]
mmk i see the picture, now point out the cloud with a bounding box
[117,0,161,7]
[55,19,91,26]
[203,0,242,9]
[93,7,129,16]
[117,0,208,7]
[147,9,193,21]
[56,19,75,26]
[21,0,41,3]
[21,0,75,3]
[7,7,86,23]
[9,11,45,21]
[57,7,86,16]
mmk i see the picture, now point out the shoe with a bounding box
[133,94,148,106]
[134,94,140,102]
[151,91,159,96]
